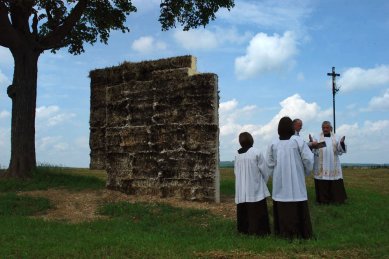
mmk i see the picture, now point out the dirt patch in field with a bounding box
[194,248,371,259]
[19,189,236,223]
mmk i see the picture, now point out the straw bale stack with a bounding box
[89,56,219,201]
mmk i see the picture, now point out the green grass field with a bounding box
[0,166,388,258]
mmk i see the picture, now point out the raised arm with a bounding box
[336,136,347,155]
[307,134,319,150]
[310,134,320,155]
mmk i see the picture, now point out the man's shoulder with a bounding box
[291,135,304,143]
[248,147,263,155]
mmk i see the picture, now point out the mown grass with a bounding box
[0,166,387,258]
[0,193,52,216]
[0,165,105,192]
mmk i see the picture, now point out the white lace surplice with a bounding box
[266,136,314,202]
[313,133,347,180]
[234,147,270,204]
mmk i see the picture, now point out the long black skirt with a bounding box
[273,200,313,239]
[314,179,347,204]
[237,198,270,236]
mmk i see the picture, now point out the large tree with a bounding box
[0,0,234,178]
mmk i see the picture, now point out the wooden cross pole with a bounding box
[327,67,340,133]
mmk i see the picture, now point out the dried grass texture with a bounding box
[19,189,234,223]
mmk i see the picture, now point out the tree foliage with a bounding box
[0,0,234,178]
[0,0,137,54]
[160,0,234,31]
[0,0,234,54]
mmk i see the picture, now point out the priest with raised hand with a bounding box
[311,121,347,204]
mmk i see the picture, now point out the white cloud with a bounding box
[219,99,260,137]
[47,113,76,126]
[336,120,389,163]
[235,31,298,79]
[35,135,90,167]
[173,27,252,50]
[219,95,389,163]
[277,94,321,119]
[219,99,238,112]
[219,94,328,160]
[1,105,83,167]
[174,29,218,50]
[0,110,10,119]
[36,106,60,119]
[36,136,61,151]
[338,65,389,92]
[217,0,313,32]
[131,36,167,54]
[367,89,389,111]
[36,105,76,127]
[36,136,69,152]
[250,94,323,141]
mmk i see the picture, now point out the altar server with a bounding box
[234,132,270,236]
[267,116,314,239]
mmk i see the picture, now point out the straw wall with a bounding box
[89,56,219,201]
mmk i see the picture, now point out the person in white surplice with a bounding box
[234,132,270,236]
[311,120,347,204]
[267,116,314,239]
[293,118,303,136]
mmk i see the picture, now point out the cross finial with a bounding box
[327,67,340,95]
[327,66,341,133]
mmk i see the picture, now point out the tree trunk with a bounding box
[6,47,40,178]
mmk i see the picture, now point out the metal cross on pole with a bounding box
[327,67,340,133]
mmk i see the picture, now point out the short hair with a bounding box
[293,118,302,125]
[239,132,254,148]
[278,116,294,139]
[322,121,332,128]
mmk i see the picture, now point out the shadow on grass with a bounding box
[0,193,52,216]
[0,166,105,192]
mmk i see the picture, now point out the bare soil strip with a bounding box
[19,189,236,223]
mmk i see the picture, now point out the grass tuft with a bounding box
[0,193,52,216]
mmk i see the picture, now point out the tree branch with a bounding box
[10,0,33,35]
[40,0,88,50]
[32,9,38,38]
[0,2,18,48]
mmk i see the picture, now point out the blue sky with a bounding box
[1,0,389,167]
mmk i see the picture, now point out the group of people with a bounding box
[234,116,347,239]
